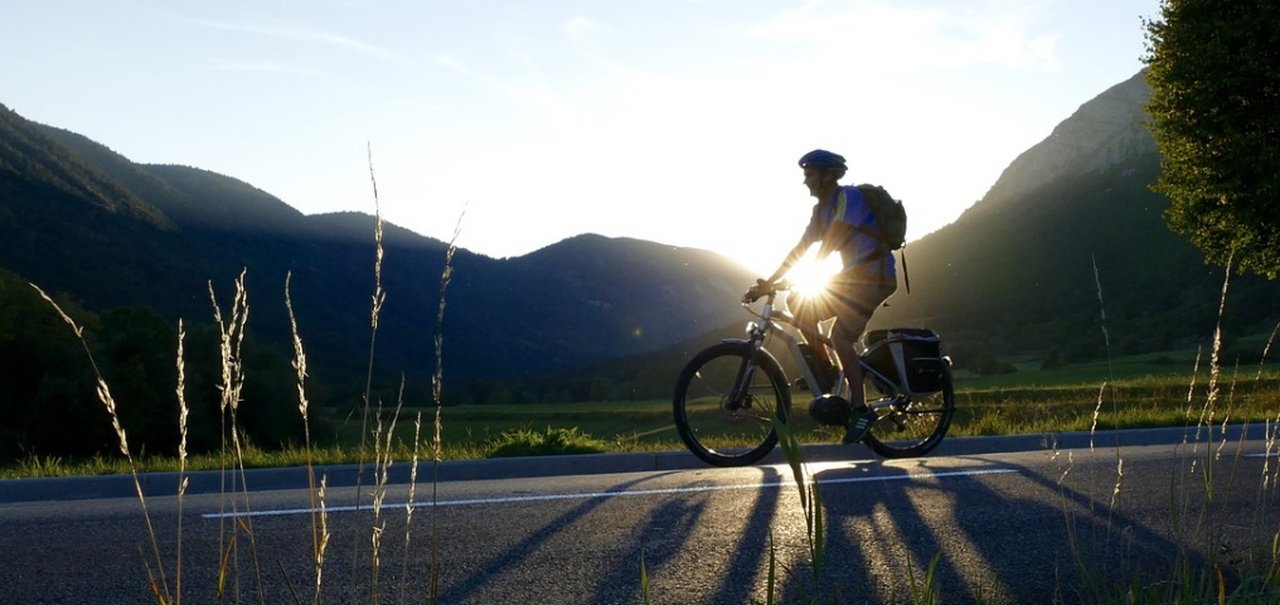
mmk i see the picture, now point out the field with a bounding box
[4,348,1275,483]
[392,346,1280,440]
[7,351,1278,480]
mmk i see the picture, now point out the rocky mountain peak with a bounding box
[980,70,1157,207]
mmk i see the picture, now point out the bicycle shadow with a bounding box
[585,465,788,604]
[432,472,682,604]
[774,452,1200,604]
[432,465,789,604]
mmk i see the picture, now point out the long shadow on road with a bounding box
[434,473,677,604]
[587,465,788,604]
[779,452,1201,605]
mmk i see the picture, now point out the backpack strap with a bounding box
[899,246,911,295]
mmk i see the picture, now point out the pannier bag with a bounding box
[862,328,945,395]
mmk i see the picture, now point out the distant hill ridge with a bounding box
[0,103,757,401]
[3,69,1278,405]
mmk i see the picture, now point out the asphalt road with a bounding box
[1,425,1276,604]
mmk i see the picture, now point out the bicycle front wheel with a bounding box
[673,342,791,467]
[863,363,955,459]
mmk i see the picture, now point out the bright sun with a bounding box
[787,252,843,298]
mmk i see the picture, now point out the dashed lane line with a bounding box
[202,467,1018,520]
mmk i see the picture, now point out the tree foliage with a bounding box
[0,268,324,463]
[1143,0,1280,278]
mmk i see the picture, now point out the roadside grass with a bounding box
[7,366,1277,480]
[955,348,1278,389]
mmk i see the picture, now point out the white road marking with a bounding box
[201,467,1018,520]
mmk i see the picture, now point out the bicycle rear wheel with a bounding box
[672,342,791,467]
[862,364,955,458]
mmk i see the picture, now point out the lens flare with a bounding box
[788,253,843,298]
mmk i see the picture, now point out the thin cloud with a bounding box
[191,18,410,65]
[433,53,567,112]
[212,59,323,76]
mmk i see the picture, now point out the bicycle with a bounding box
[672,279,956,467]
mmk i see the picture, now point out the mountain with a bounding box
[873,70,1279,364]
[0,103,757,406]
[534,70,1280,399]
[5,69,1278,413]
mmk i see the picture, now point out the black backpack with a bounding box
[855,184,911,293]
[855,184,907,252]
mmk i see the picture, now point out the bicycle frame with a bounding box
[731,285,908,414]
[674,280,956,465]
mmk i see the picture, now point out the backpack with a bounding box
[855,183,912,293]
[855,184,907,252]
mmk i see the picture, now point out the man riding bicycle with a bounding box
[752,149,898,445]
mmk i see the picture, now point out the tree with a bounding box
[1143,0,1280,278]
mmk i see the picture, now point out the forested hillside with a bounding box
[874,71,1280,370]
[0,103,756,458]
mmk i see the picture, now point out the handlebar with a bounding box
[742,278,793,304]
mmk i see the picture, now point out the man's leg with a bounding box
[830,276,897,444]
[789,293,834,369]
[832,324,877,444]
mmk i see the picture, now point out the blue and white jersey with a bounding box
[801,186,896,280]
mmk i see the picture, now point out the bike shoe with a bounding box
[841,406,878,445]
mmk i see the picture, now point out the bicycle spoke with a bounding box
[863,364,955,458]
[674,343,789,467]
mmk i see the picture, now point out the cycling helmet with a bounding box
[798,149,846,170]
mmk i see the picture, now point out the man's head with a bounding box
[799,149,846,199]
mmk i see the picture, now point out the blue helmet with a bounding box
[798,149,846,170]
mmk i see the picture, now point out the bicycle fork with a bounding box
[725,338,769,411]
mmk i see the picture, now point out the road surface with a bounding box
[1,427,1276,604]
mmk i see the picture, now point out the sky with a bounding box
[1,0,1162,275]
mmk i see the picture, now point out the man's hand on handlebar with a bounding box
[742,278,773,304]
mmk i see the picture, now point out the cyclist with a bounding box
[753,149,898,444]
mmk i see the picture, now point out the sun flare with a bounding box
[787,253,843,298]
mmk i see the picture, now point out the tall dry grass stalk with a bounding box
[1197,255,1233,445]
[1257,321,1279,382]
[1091,256,1124,515]
[370,379,406,605]
[175,319,189,605]
[359,144,388,454]
[1184,346,1204,427]
[29,283,173,603]
[429,210,464,604]
[352,143,389,593]
[1265,321,1280,490]
[208,270,265,603]
[317,477,330,602]
[285,271,328,605]
[399,411,424,605]
[1255,321,1280,495]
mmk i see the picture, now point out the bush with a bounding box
[485,426,608,458]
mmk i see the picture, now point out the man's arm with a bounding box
[771,213,853,282]
[767,239,812,284]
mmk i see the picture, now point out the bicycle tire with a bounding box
[863,363,955,459]
[672,342,791,467]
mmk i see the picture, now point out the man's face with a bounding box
[803,166,830,198]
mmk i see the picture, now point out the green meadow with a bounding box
[10,352,1276,480]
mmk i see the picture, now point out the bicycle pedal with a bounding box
[808,394,851,426]
[841,408,878,444]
